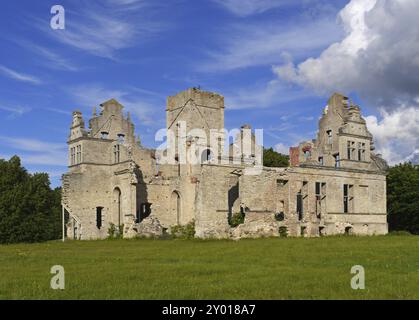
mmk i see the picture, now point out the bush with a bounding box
[229,212,245,227]
[171,220,195,239]
[107,223,124,239]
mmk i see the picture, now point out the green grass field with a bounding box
[0,235,418,299]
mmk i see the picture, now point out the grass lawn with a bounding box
[0,235,418,299]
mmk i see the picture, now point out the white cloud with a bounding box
[274,142,289,155]
[365,107,419,165]
[275,0,419,108]
[0,65,41,85]
[70,84,162,126]
[223,79,312,109]
[212,0,293,17]
[0,136,67,166]
[0,105,31,118]
[200,18,343,72]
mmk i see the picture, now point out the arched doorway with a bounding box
[113,187,122,226]
[171,191,182,224]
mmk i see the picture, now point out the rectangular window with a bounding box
[315,182,327,218]
[347,141,356,160]
[358,142,366,161]
[334,154,340,168]
[96,207,103,229]
[76,145,82,164]
[114,145,120,163]
[296,192,303,221]
[318,156,324,166]
[326,130,332,144]
[343,184,354,213]
[70,147,75,165]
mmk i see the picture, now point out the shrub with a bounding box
[107,223,124,239]
[229,212,245,227]
[171,220,195,239]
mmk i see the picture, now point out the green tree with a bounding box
[387,163,419,234]
[0,156,62,244]
[263,147,289,167]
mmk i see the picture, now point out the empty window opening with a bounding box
[76,145,82,164]
[276,179,288,188]
[139,203,152,222]
[334,154,340,168]
[319,226,325,237]
[315,182,327,218]
[326,130,332,144]
[70,147,75,165]
[345,226,354,235]
[201,149,213,163]
[101,131,109,139]
[347,141,356,160]
[113,144,120,163]
[117,133,125,144]
[296,191,303,221]
[96,207,103,229]
[358,142,366,161]
[318,156,324,166]
[343,184,354,213]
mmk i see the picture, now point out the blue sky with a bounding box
[0,0,418,187]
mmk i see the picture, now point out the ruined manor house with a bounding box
[62,88,388,240]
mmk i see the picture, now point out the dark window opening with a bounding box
[326,130,332,144]
[96,207,103,229]
[318,156,324,166]
[345,226,353,235]
[297,192,303,221]
[276,179,288,188]
[343,184,353,213]
[201,149,213,163]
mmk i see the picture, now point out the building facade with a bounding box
[62,88,388,240]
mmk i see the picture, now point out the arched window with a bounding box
[171,191,182,224]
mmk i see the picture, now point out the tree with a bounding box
[263,148,289,167]
[0,156,62,244]
[387,163,419,234]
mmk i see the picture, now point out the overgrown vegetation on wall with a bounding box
[263,148,289,167]
[0,156,62,244]
[387,163,419,234]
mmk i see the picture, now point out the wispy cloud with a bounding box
[0,65,41,84]
[212,0,294,17]
[0,105,31,118]
[69,84,163,126]
[0,136,67,166]
[223,78,313,110]
[16,41,79,72]
[39,2,165,59]
[199,17,343,72]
